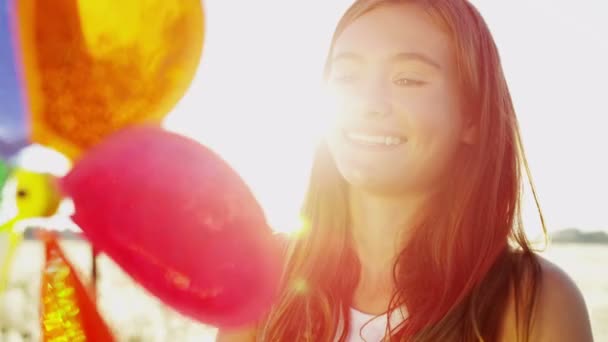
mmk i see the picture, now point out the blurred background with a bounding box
[1,0,607,341]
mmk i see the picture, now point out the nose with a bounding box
[359,77,392,119]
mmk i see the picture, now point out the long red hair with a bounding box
[260,0,545,340]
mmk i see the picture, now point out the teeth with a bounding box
[385,136,401,145]
[346,132,403,146]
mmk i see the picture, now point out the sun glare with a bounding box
[164,72,332,237]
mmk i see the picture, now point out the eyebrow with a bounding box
[332,51,442,70]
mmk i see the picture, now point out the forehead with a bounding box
[332,3,453,68]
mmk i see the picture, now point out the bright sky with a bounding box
[164,0,608,236]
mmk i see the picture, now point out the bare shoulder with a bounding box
[501,255,594,341]
[215,327,257,342]
[530,257,593,341]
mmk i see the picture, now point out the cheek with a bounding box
[326,89,357,125]
[397,85,463,147]
[396,86,464,177]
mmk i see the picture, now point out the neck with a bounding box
[348,187,433,314]
[349,187,431,282]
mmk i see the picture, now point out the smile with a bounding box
[343,130,407,147]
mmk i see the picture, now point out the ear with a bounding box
[461,121,478,145]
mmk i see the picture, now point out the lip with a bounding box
[342,126,407,140]
[341,129,407,150]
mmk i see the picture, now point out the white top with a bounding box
[344,307,407,342]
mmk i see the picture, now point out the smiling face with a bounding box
[325,3,474,196]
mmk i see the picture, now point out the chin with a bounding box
[343,171,410,197]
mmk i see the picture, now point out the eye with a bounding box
[393,76,427,87]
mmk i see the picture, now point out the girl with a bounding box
[218,0,593,340]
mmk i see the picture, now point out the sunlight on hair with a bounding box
[520,175,549,248]
[272,214,311,237]
[291,277,310,295]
